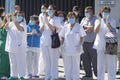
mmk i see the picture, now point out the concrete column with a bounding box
[5,0,15,13]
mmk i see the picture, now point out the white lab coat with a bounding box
[93,18,117,80]
[5,22,27,77]
[59,23,86,80]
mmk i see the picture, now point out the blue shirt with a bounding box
[27,24,42,47]
[80,16,97,42]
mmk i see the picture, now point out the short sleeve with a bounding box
[94,19,100,30]
[53,17,61,28]
[80,25,86,37]
[59,27,65,38]
[39,14,44,27]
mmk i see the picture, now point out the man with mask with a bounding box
[80,6,97,79]
[72,6,83,23]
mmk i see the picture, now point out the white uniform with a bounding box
[5,22,27,77]
[93,18,117,80]
[40,16,61,80]
[38,13,45,75]
[59,23,86,80]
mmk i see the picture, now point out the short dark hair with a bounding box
[14,11,25,17]
[72,6,80,11]
[67,12,76,18]
[31,15,38,20]
[41,4,47,8]
[85,6,93,10]
[0,7,5,16]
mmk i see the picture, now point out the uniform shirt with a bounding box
[27,25,41,47]
[0,17,2,24]
[59,23,86,56]
[93,18,116,50]
[80,16,97,42]
[39,13,44,27]
[5,22,27,53]
[40,16,61,46]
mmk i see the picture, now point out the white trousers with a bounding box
[97,50,117,80]
[63,55,80,80]
[9,51,27,77]
[38,49,45,75]
[26,47,40,75]
[41,46,59,80]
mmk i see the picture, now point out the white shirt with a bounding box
[59,23,86,56]
[39,13,44,27]
[5,22,27,53]
[0,17,2,25]
[93,18,116,50]
[40,16,61,46]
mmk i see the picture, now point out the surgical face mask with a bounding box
[102,12,109,19]
[2,12,5,16]
[17,16,23,22]
[68,18,75,24]
[59,17,64,22]
[29,20,35,26]
[41,9,46,13]
[85,13,90,18]
[74,11,79,16]
[48,10,53,16]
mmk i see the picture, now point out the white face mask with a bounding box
[102,12,109,19]
[2,12,5,16]
[74,11,79,16]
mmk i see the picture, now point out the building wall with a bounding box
[95,0,120,26]
[0,0,95,23]
[0,0,5,7]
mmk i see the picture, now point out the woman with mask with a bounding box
[94,6,117,80]
[57,10,65,27]
[0,14,11,79]
[59,12,86,80]
[40,5,61,80]
[5,11,27,80]
[26,15,41,78]
[38,4,47,76]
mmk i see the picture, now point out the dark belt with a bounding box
[84,42,94,44]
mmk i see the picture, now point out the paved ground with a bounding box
[25,58,120,80]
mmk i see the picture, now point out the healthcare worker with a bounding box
[40,5,61,80]
[38,4,47,76]
[94,6,117,80]
[5,11,27,80]
[59,12,86,80]
[26,15,41,78]
[0,13,10,79]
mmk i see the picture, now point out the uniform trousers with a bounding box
[26,47,40,75]
[63,55,80,80]
[97,49,117,80]
[9,51,26,77]
[41,46,59,80]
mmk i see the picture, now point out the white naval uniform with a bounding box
[59,23,86,80]
[93,18,117,80]
[40,16,61,80]
[5,22,27,77]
